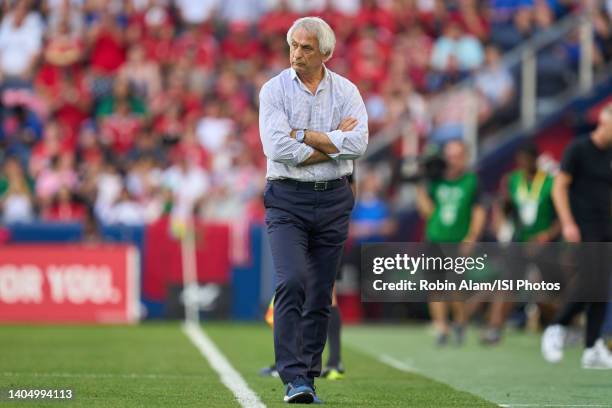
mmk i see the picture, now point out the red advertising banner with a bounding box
[143,217,230,301]
[0,244,139,323]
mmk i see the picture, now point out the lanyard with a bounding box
[517,170,546,203]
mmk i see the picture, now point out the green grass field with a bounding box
[1,323,611,407]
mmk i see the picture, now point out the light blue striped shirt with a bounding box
[258,66,368,181]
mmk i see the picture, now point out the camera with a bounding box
[400,151,447,183]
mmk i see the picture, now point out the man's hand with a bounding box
[349,180,356,197]
[531,231,551,243]
[291,117,359,162]
[459,239,476,257]
[531,222,560,243]
[415,183,434,220]
[291,116,358,139]
[562,222,581,243]
[337,117,358,132]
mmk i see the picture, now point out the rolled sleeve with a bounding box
[259,83,315,166]
[325,84,369,160]
[293,143,316,165]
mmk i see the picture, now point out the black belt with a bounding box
[274,177,347,191]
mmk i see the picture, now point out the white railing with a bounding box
[362,8,601,165]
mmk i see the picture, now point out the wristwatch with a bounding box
[296,129,306,143]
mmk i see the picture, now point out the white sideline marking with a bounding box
[346,339,420,373]
[182,323,266,408]
[370,352,611,408]
[1,371,203,380]
[499,405,609,407]
[377,354,419,373]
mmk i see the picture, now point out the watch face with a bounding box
[297,130,305,143]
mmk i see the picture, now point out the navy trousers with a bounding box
[264,178,354,385]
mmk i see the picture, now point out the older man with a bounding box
[259,16,368,403]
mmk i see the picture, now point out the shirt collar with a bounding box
[290,64,330,94]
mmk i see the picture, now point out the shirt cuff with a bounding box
[325,130,345,160]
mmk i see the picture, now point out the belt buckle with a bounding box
[313,181,328,191]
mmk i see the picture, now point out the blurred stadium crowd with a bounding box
[0,0,610,232]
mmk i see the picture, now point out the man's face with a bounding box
[444,141,467,175]
[516,152,537,173]
[446,23,461,40]
[289,28,326,76]
[485,46,500,66]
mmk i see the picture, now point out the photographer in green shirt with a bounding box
[416,140,486,346]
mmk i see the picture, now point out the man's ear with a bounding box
[322,52,332,63]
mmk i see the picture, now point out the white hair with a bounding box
[286,17,336,59]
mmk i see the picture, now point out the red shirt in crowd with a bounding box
[35,64,91,144]
[172,30,218,68]
[101,113,142,154]
[220,24,262,62]
[42,202,87,222]
[258,8,297,36]
[90,27,126,73]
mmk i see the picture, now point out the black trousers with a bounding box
[553,222,612,348]
[264,179,354,384]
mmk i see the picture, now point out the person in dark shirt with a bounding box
[560,136,612,236]
[541,103,612,369]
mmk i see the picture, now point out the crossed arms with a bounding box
[258,82,368,167]
[289,118,361,166]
